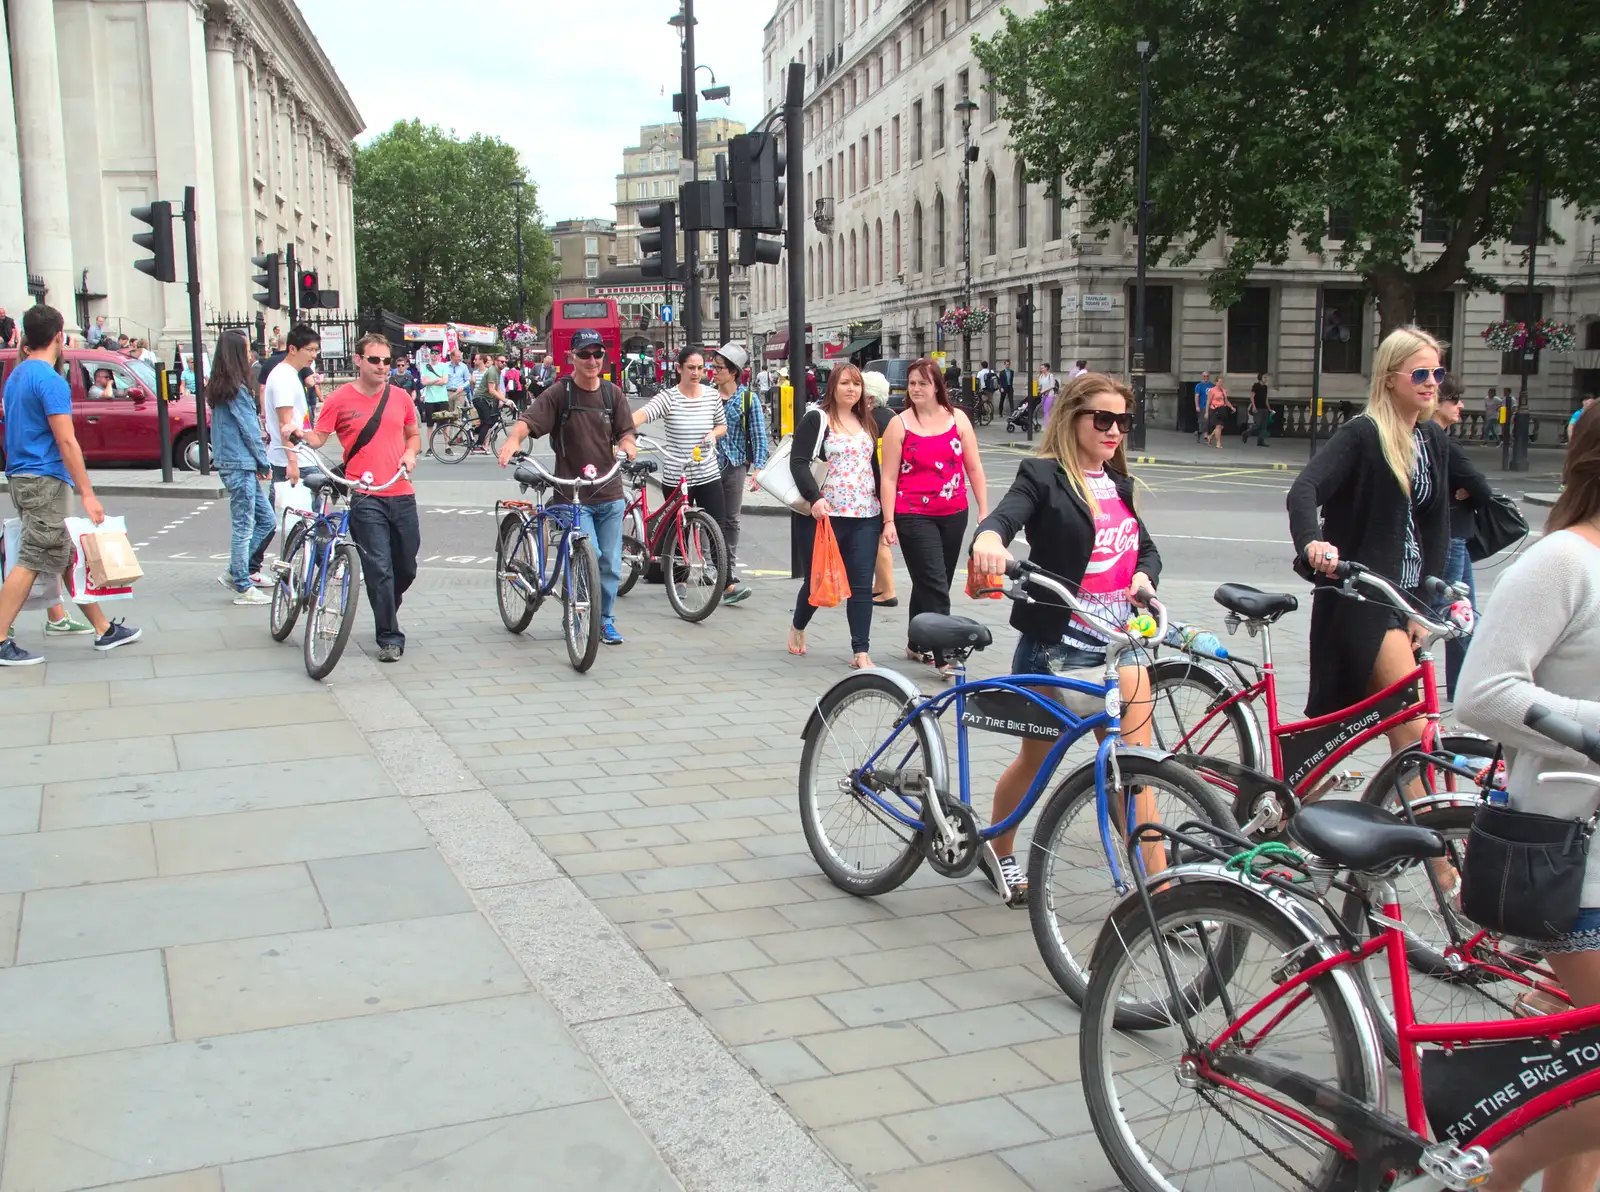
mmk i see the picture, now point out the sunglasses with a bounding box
[1437,393,1463,404]
[574,349,606,360]
[1077,409,1133,433]
[1395,366,1448,386]
[364,355,392,365]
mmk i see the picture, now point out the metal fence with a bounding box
[205,309,363,376]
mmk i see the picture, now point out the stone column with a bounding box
[336,164,356,310]
[206,11,246,312]
[0,9,30,309]
[9,0,75,323]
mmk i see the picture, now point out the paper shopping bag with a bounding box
[807,517,851,608]
[274,479,313,540]
[81,527,144,586]
[62,515,135,602]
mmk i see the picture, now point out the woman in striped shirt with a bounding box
[633,346,739,595]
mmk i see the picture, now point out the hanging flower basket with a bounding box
[937,306,991,336]
[1480,318,1576,354]
[502,321,540,351]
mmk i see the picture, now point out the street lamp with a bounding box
[1507,152,1544,473]
[955,96,979,405]
[1130,40,1153,450]
[507,178,526,325]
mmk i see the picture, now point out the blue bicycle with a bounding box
[268,451,408,680]
[798,560,1237,1011]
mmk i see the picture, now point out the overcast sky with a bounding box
[298,0,767,227]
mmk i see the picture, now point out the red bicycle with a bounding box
[1078,705,1600,1192]
[616,436,729,622]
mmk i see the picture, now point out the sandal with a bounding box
[787,629,807,656]
[905,646,934,665]
[850,653,873,669]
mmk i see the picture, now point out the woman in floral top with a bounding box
[787,364,882,668]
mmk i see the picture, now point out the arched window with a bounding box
[861,223,870,285]
[892,211,902,275]
[983,170,997,256]
[849,230,858,289]
[1014,162,1028,249]
[825,240,834,294]
[874,219,884,283]
[911,203,923,272]
[806,247,814,298]
[1049,178,1064,241]
[934,192,946,268]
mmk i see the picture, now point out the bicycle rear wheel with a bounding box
[798,671,932,896]
[269,522,309,642]
[563,536,602,672]
[495,513,539,633]
[1082,880,1372,1192]
[1029,753,1239,1013]
[303,542,361,680]
[663,508,727,622]
[1147,657,1260,770]
[430,422,471,464]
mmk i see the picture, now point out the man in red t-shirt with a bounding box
[296,332,421,662]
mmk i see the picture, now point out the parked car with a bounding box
[0,347,202,470]
[865,357,915,409]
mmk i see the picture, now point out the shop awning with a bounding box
[764,328,789,360]
[837,335,881,358]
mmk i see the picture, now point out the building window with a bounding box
[918,23,925,56]
[983,170,997,255]
[934,192,946,268]
[1318,288,1364,374]
[1502,291,1544,374]
[585,237,598,254]
[874,127,883,180]
[1326,206,1355,242]
[891,116,901,171]
[839,235,846,290]
[635,183,646,199]
[849,76,857,107]
[1049,181,1064,240]
[893,39,902,73]
[861,135,870,186]
[1420,203,1450,245]
[825,240,835,294]
[983,71,998,123]
[1013,164,1028,249]
[826,159,834,196]
[1227,287,1272,375]
[1126,284,1174,373]
[585,259,599,279]
[939,7,948,38]
[874,218,883,283]
[911,203,923,271]
[957,68,969,102]
[892,211,902,275]
[932,85,945,150]
[1413,291,1456,363]
[807,247,814,298]
[1048,287,1062,370]
[911,101,923,162]
[848,145,857,192]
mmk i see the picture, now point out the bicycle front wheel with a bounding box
[563,536,602,672]
[1082,880,1372,1192]
[303,542,361,681]
[495,513,538,633]
[269,521,309,642]
[1029,753,1239,1011]
[798,671,932,896]
[663,508,727,622]
[430,422,471,464]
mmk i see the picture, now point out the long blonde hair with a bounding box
[1037,372,1133,514]
[1365,325,1443,496]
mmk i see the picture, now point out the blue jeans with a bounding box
[348,495,420,649]
[221,469,275,591]
[793,514,882,654]
[1438,536,1475,701]
[579,498,625,623]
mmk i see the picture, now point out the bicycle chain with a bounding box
[1196,1082,1319,1192]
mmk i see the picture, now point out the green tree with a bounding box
[353,120,557,326]
[975,1,1600,333]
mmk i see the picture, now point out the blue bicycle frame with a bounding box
[497,490,588,603]
[286,490,351,612]
[848,663,1149,891]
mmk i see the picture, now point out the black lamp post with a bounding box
[956,96,980,405]
[508,178,526,324]
[1130,40,1153,450]
[1508,153,1544,474]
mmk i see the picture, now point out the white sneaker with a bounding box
[233,586,272,606]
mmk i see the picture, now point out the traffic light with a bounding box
[729,131,785,233]
[638,201,678,281]
[131,201,176,283]
[738,231,782,268]
[1015,299,1034,339]
[252,252,281,309]
[298,269,320,310]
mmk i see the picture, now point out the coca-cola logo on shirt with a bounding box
[1094,518,1140,557]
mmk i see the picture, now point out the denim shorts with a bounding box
[1540,907,1600,954]
[1011,632,1146,675]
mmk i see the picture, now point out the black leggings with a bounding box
[793,514,882,655]
[897,509,968,661]
[688,478,733,576]
[473,397,497,447]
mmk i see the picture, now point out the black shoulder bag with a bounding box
[331,383,391,480]
[1466,493,1529,562]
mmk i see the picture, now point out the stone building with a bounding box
[0,0,362,349]
[546,218,618,307]
[612,117,754,351]
[752,0,1600,425]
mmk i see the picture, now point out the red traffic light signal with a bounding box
[298,269,319,309]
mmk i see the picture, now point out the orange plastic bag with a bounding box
[808,517,851,608]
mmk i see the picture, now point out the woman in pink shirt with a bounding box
[880,359,990,676]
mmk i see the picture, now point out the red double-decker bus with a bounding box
[548,297,622,382]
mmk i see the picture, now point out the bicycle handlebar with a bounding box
[510,454,623,489]
[1322,560,1466,640]
[290,444,408,493]
[1000,559,1169,651]
[1525,704,1600,767]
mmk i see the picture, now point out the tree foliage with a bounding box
[975,0,1600,332]
[353,120,557,326]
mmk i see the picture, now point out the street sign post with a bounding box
[661,304,674,324]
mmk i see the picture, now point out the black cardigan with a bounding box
[1286,417,1492,716]
[791,407,882,507]
[974,457,1162,641]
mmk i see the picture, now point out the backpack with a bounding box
[555,376,619,460]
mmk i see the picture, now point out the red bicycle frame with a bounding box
[623,468,712,571]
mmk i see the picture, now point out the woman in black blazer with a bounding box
[1288,327,1492,740]
[969,372,1162,902]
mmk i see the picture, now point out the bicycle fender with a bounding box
[802,667,950,796]
[1097,863,1386,1115]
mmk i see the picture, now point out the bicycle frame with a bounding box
[283,498,350,614]
[621,462,702,570]
[496,490,587,601]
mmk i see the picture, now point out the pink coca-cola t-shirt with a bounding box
[1064,469,1139,654]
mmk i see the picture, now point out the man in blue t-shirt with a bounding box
[1194,371,1214,441]
[0,304,141,664]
